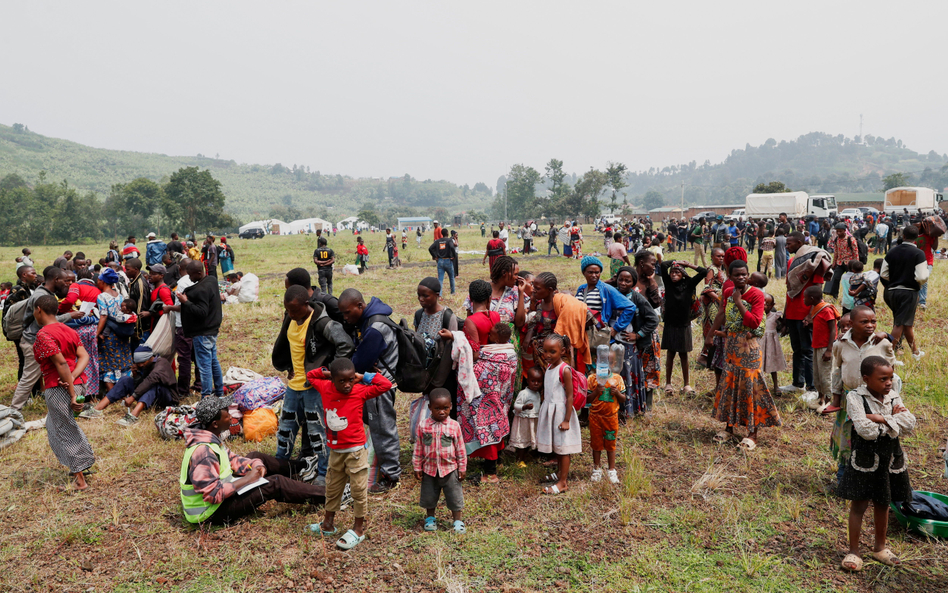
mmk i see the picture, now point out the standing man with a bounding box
[313,237,335,296]
[125,258,151,348]
[873,216,889,255]
[480,222,486,238]
[547,222,560,255]
[781,232,828,395]
[416,227,423,248]
[202,236,219,278]
[915,222,937,310]
[823,223,859,299]
[145,232,167,266]
[167,233,185,259]
[163,259,200,397]
[690,218,706,266]
[338,288,401,493]
[177,260,223,398]
[384,229,396,268]
[429,229,458,295]
[498,222,509,250]
[882,225,928,359]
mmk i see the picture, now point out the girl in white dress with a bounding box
[761,293,787,394]
[537,334,582,495]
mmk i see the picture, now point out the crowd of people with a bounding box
[4,209,943,566]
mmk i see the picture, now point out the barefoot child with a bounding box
[761,294,786,395]
[537,334,581,495]
[307,358,393,550]
[587,350,626,484]
[413,389,467,533]
[31,295,94,490]
[837,356,915,571]
[659,260,706,395]
[510,366,542,463]
[803,286,839,410]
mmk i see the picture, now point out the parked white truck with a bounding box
[744,191,837,219]
[884,187,943,215]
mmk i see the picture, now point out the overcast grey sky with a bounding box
[2,1,946,187]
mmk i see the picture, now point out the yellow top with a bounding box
[287,312,314,391]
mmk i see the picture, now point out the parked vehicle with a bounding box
[838,208,862,219]
[728,209,746,222]
[691,210,719,222]
[745,192,837,219]
[884,187,944,215]
[858,206,881,216]
[239,227,266,239]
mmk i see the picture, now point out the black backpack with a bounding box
[714,224,728,243]
[366,314,430,393]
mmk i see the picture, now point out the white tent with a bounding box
[337,216,358,230]
[284,218,334,234]
[239,219,286,234]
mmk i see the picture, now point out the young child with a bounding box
[838,312,852,335]
[659,260,706,395]
[837,356,914,572]
[839,261,856,315]
[0,282,12,308]
[849,259,880,310]
[401,230,408,252]
[761,294,786,395]
[413,388,467,533]
[537,334,581,495]
[586,350,626,484]
[803,286,839,410]
[120,299,140,325]
[355,237,368,274]
[306,358,393,550]
[748,272,768,290]
[510,366,542,464]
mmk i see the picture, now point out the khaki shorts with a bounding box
[325,448,369,517]
[813,347,832,397]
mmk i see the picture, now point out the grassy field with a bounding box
[1,228,947,593]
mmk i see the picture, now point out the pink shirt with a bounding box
[607,242,628,260]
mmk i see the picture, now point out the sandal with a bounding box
[308,522,339,537]
[336,529,366,550]
[453,520,466,533]
[683,386,695,396]
[821,405,842,415]
[738,438,757,451]
[713,431,731,443]
[543,484,566,495]
[663,384,675,395]
[541,472,558,483]
[841,553,863,572]
[871,548,901,567]
[423,517,437,532]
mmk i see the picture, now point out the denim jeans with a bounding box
[437,258,455,295]
[192,335,223,397]
[786,319,813,390]
[276,386,328,477]
[919,264,933,305]
[548,242,559,255]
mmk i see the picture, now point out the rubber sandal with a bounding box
[481,474,500,484]
[336,529,366,550]
[871,548,901,567]
[841,553,863,572]
[541,472,558,483]
[543,484,565,495]
[308,522,338,537]
[821,405,841,416]
[423,517,437,532]
[683,386,695,396]
[663,384,675,395]
[713,431,731,443]
[453,520,466,533]
[738,438,757,451]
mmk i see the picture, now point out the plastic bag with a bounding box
[144,312,175,359]
[243,407,278,442]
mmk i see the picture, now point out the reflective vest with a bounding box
[180,442,233,523]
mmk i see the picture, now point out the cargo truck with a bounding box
[884,187,943,215]
[744,191,837,219]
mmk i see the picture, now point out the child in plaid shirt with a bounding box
[413,388,467,533]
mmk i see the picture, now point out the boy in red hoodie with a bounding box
[306,358,392,550]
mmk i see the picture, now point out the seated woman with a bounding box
[181,397,326,525]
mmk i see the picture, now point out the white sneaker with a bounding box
[590,467,603,482]
[607,469,619,484]
[913,351,925,362]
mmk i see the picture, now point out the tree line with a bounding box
[0,167,235,246]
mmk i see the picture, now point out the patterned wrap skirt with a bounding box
[711,333,782,432]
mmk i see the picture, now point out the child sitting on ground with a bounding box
[537,334,582,495]
[413,388,467,533]
[586,349,626,484]
[306,358,393,550]
[510,366,543,464]
[837,356,915,572]
[849,259,880,310]
[803,286,839,411]
[761,294,786,395]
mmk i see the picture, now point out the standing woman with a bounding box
[706,260,781,450]
[95,268,133,392]
[464,255,527,343]
[31,295,94,490]
[527,272,590,370]
[607,231,631,279]
[632,250,662,401]
[607,267,659,416]
[218,237,235,275]
[574,256,636,371]
[450,230,460,280]
[414,277,460,416]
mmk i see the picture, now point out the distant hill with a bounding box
[0,123,494,222]
[621,131,948,208]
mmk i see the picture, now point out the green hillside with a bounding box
[0,123,494,222]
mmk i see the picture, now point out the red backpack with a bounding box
[560,364,588,411]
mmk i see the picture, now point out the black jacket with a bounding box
[272,301,354,382]
[309,287,343,324]
[181,275,222,338]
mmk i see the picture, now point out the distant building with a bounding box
[397,216,433,231]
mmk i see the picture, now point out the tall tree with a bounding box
[162,167,228,239]
[882,172,911,191]
[605,162,628,212]
[544,159,571,218]
[643,190,665,211]
[561,168,608,220]
[505,164,541,221]
[752,181,792,194]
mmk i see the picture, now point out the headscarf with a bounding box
[194,396,233,429]
[724,246,747,268]
[580,255,603,272]
[133,345,155,364]
[418,277,441,294]
[99,268,119,285]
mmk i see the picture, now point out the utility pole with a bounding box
[681,182,685,219]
